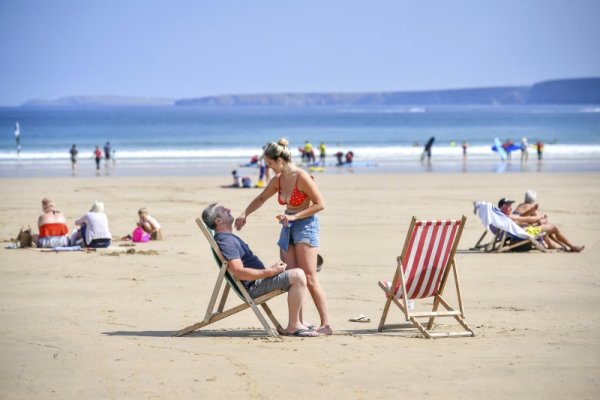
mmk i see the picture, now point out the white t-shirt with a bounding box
[75,212,111,244]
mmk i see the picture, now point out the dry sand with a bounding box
[0,173,599,399]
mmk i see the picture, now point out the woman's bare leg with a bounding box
[293,243,331,334]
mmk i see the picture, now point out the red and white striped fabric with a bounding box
[393,219,462,299]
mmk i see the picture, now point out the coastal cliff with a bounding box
[21,77,599,108]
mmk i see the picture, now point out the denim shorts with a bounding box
[248,270,291,298]
[277,213,319,252]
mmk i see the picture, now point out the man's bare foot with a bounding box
[315,325,332,335]
[569,245,585,253]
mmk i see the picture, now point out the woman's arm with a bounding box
[235,176,278,230]
[74,214,86,226]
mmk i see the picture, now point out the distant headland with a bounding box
[21,77,600,108]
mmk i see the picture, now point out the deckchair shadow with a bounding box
[174,218,286,338]
[471,201,546,253]
[378,216,475,339]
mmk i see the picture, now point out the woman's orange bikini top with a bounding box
[278,175,311,206]
[39,223,69,238]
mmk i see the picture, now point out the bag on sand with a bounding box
[16,226,33,248]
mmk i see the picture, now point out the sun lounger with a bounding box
[174,218,287,337]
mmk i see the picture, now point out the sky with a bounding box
[0,0,599,106]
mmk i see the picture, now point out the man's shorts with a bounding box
[277,214,319,252]
[248,270,291,298]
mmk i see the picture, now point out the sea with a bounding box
[1,105,599,177]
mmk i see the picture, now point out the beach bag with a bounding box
[132,227,151,243]
[16,226,33,248]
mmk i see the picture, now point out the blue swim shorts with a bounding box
[277,213,319,252]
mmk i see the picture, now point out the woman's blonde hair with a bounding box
[138,207,148,215]
[41,198,55,213]
[263,139,292,162]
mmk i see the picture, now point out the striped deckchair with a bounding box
[378,216,475,339]
[174,218,286,338]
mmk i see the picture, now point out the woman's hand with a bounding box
[234,214,247,230]
[276,213,297,227]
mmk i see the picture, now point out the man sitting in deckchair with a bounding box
[498,197,584,252]
[202,203,320,337]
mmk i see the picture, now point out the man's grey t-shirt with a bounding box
[214,232,264,289]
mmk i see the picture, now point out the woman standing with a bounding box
[235,140,331,335]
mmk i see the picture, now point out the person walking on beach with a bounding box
[235,140,332,335]
[93,146,102,170]
[14,122,21,156]
[104,142,111,162]
[303,140,314,164]
[521,137,529,163]
[421,136,435,162]
[69,144,78,171]
[203,203,319,337]
[536,140,544,160]
[462,140,468,158]
[319,141,327,166]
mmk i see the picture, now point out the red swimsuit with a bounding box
[278,175,310,206]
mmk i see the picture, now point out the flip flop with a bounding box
[349,314,371,323]
[282,328,320,337]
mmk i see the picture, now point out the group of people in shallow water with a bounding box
[69,141,115,172]
[33,198,162,249]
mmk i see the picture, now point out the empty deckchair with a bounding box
[378,216,475,339]
[471,201,546,253]
[174,218,286,338]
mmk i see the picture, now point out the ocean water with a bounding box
[1,105,599,176]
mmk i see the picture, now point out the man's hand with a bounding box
[268,260,286,276]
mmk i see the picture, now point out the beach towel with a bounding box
[473,201,530,239]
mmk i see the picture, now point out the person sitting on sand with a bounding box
[498,197,584,252]
[34,198,70,248]
[72,201,112,248]
[514,189,541,217]
[512,190,562,249]
[202,202,319,337]
[138,207,163,240]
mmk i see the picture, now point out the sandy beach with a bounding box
[1,172,599,399]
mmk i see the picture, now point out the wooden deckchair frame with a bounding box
[174,218,286,338]
[378,216,475,339]
[471,228,547,253]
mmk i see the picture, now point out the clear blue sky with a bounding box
[1,0,599,106]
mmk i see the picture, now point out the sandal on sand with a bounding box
[349,314,371,323]
[282,328,320,337]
